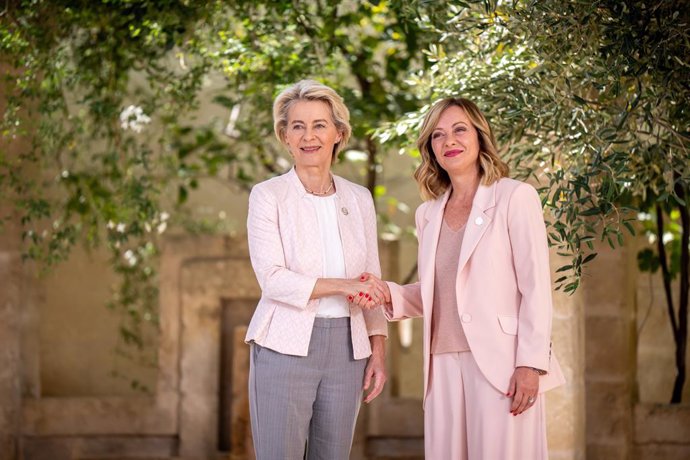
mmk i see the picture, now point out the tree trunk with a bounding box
[670,185,689,403]
[365,134,378,195]
[656,203,686,403]
[352,71,379,197]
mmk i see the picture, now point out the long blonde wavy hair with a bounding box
[414,98,509,200]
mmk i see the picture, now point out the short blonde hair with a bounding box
[414,98,509,201]
[273,80,352,161]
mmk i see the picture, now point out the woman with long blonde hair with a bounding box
[368,97,565,459]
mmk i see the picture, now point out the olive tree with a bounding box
[380,0,689,402]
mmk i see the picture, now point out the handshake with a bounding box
[346,272,392,310]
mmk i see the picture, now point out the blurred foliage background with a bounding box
[1,0,688,400]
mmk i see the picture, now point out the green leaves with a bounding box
[638,247,660,273]
[0,1,229,382]
[378,0,689,292]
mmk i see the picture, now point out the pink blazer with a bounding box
[386,178,565,405]
[244,168,388,359]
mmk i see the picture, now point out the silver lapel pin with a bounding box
[341,207,349,215]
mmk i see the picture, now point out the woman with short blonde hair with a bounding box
[273,79,352,161]
[245,79,388,460]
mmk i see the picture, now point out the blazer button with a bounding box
[475,217,484,225]
[461,313,472,323]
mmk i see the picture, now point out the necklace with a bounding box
[302,175,334,196]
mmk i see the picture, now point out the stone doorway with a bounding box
[218,298,256,459]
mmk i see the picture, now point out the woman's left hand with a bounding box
[507,367,540,415]
[363,335,387,403]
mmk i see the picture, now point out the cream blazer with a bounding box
[245,168,388,359]
[386,178,565,404]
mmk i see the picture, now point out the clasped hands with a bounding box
[346,272,391,310]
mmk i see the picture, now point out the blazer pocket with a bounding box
[497,315,518,335]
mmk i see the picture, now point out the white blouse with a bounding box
[307,194,350,318]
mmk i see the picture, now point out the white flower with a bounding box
[343,150,369,162]
[224,104,241,138]
[124,249,138,266]
[120,105,151,133]
[116,223,126,233]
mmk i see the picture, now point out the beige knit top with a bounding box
[430,219,471,354]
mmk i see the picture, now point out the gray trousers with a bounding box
[249,317,367,460]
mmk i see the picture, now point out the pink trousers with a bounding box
[425,352,548,460]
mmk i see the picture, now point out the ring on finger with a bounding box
[527,396,535,404]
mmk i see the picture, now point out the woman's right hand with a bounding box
[343,274,386,309]
[351,273,391,308]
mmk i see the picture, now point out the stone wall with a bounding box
[583,239,690,460]
[634,236,690,459]
[36,245,157,397]
[634,403,690,459]
[1,74,31,457]
[10,234,415,459]
[636,255,690,403]
[9,214,690,459]
[549,252,586,460]
[0,212,22,460]
[583,243,637,460]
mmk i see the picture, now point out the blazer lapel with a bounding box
[457,182,497,275]
[419,191,450,315]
